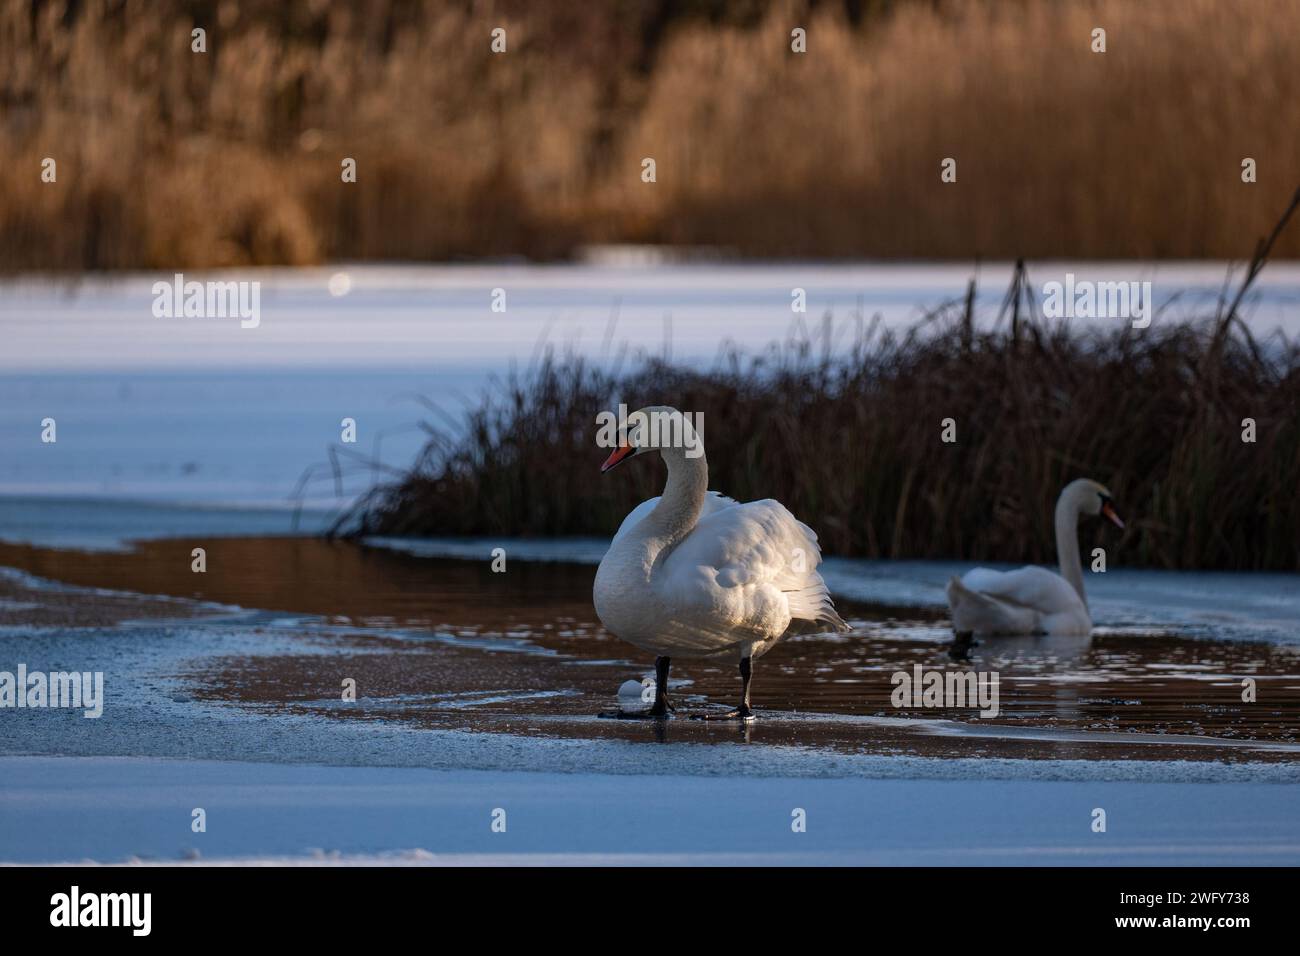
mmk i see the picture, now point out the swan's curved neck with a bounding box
[644,446,708,550]
[1054,492,1086,603]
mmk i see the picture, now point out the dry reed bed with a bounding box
[338,274,1300,572]
[3,0,1299,268]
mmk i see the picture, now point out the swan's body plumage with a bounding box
[945,478,1122,637]
[947,565,1090,636]
[610,490,736,545]
[597,491,843,659]
[593,408,846,677]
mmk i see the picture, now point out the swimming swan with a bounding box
[946,478,1124,637]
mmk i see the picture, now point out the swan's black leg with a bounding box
[736,656,755,720]
[648,655,673,718]
[691,656,756,721]
[598,655,674,719]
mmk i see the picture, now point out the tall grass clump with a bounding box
[338,270,1300,572]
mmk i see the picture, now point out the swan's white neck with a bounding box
[1054,490,1086,604]
[640,446,709,553]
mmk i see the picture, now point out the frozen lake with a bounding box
[0,549,1296,867]
[5,755,1298,865]
[3,261,1298,504]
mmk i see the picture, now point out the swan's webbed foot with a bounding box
[689,656,756,721]
[948,630,978,662]
[690,704,755,722]
[598,707,671,720]
[644,694,675,718]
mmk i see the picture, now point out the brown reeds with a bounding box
[3,0,1299,269]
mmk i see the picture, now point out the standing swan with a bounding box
[946,478,1124,637]
[593,406,848,720]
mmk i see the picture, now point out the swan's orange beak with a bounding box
[601,443,635,473]
[1101,502,1125,529]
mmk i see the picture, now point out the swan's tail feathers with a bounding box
[786,583,851,633]
[946,575,1032,636]
[821,603,851,633]
[946,575,989,629]
[945,575,971,605]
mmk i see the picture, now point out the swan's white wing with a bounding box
[668,499,819,587]
[611,490,737,545]
[947,575,1040,635]
[959,565,1081,613]
[661,499,845,636]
